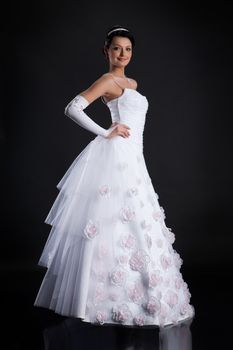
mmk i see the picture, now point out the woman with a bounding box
[34,24,194,328]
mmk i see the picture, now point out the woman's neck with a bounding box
[109,68,126,78]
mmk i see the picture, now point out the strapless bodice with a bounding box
[103,88,149,148]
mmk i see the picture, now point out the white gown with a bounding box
[34,86,194,327]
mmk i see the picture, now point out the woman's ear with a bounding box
[103,46,109,60]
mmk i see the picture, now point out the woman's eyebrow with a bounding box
[112,44,132,47]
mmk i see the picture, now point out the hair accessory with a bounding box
[107,28,129,36]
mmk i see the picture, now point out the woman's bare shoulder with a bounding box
[78,74,116,104]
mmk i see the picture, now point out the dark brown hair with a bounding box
[102,24,135,60]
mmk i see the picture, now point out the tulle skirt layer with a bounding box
[34,135,194,327]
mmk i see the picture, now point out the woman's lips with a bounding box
[118,58,128,61]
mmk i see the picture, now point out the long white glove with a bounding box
[64,94,117,138]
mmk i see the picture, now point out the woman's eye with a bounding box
[113,47,132,51]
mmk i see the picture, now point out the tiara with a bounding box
[107,28,129,36]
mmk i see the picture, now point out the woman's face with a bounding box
[106,36,133,67]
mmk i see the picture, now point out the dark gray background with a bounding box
[2,0,232,275]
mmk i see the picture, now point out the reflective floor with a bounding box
[1,264,231,349]
[43,317,193,350]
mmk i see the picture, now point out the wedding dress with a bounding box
[34,74,194,327]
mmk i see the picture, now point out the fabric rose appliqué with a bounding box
[180,302,194,317]
[98,242,108,259]
[120,206,136,223]
[160,253,172,271]
[143,296,161,316]
[148,269,163,288]
[119,233,136,250]
[127,280,145,304]
[112,304,132,323]
[93,284,107,306]
[99,184,111,198]
[83,219,100,240]
[164,290,178,309]
[162,226,175,244]
[129,249,150,272]
[96,310,108,325]
[174,276,183,290]
[127,187,139,197]
[173,251,183,269]
[109,266,128,286]
[133,314,146,326]
[152,206,166,223]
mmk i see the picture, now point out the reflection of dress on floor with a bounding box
[34,75,195,327]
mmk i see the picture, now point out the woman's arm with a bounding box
[64,74,118,138]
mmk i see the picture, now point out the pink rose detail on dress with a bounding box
[99,184,111,197]
[180,301,190,315]
[183,282,191,302]
[173,251,183,269]
[119,233,136,250]
[143,296,161,316]
[127,187,138,197]
[96,310,108,324]
[98,242,108,259]
[160,254,172,270]
[83,219,99,240]
[127,280,145,304]
[152,206,166,222]
[93,285,107,306]
[164,290,178,308]
[148,269,163,288]
[120,206,136,223]
[186,304,195,317]
[174,276,183,290]
[129,249,150,272]
[133,314,146,326]
[162,226,175,244]
[109,267,128,286]
[112,304,132,323]
[97,270,108,283]
[144,233,152,249]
